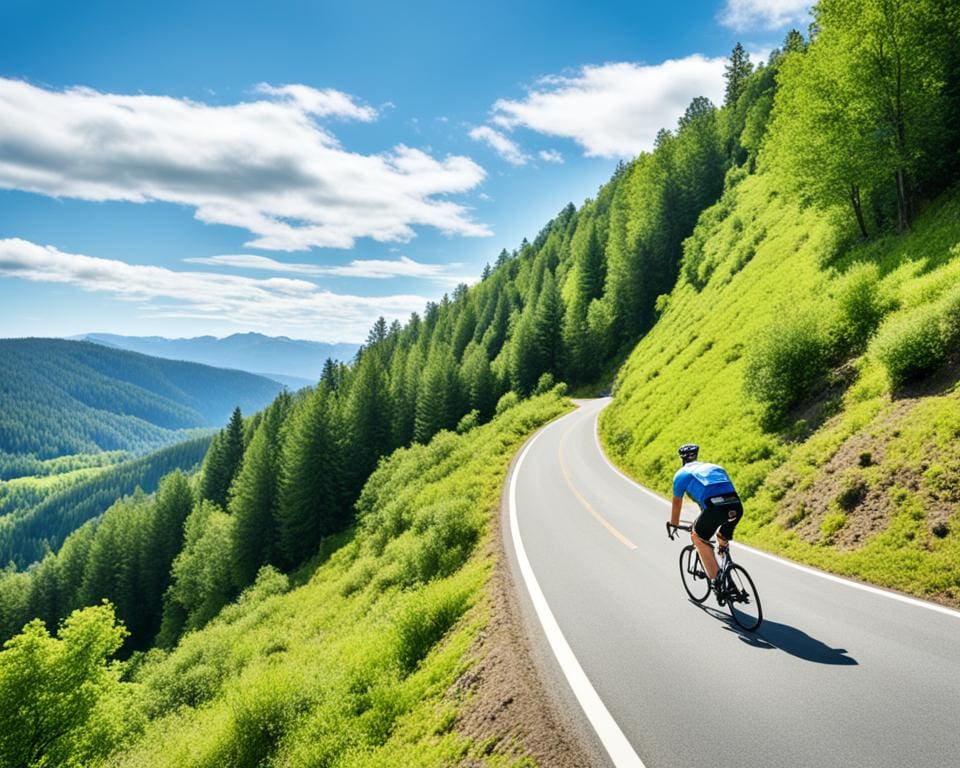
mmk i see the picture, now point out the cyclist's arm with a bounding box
[670,495,682,527]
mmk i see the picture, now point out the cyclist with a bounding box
[667,444,743,604]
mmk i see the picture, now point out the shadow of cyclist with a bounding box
[696,603,858,665]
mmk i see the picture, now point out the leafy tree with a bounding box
[0,603,134,768]
[158,501,236,643]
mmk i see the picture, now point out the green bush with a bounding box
[832,262,895,351]
[820,512,847,540]
[532,372,555,395]
[494,391,519,416]
[455,410,480,434]
[744,310,831,425]
[871,294,957,388]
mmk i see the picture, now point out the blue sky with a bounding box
[0,0,811,342]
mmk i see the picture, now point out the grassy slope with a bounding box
[601,172,960,605]
[106,393,570,768]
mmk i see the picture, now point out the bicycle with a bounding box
[666,521,763,631]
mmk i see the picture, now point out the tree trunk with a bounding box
[895,169,910,232]
[850,185,869,239]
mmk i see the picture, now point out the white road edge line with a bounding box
[591,401,960,621]
[509,412,647,768]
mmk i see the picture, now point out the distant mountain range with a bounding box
[74,332,360,386]
[0,338,284,460]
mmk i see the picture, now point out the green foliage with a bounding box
[159,501,236,644]
[455,410,480,434]
[276,386,345,568]
[603,150,960,606]
[831,262,896,351]
[0,437,208,569]
[494,391,520,416]
[744,310,831,425]
[199,407,245,509]
[98,394,568,768]
[764,0,960,234]
[871,287,960,387]
[820,512,848,540]
[0,603,137,768]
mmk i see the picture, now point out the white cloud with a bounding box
[719,0,811,31]
[538,149,564,164]
[0,238,428,342]
[490,55,726,158]
[468,126,529,166]
[252,83,378,121]
[0,78,490,251]
[183,253,472,284]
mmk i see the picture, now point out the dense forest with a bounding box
[1,1,959,765]
[0,436,211,568]
[0,339,281,462]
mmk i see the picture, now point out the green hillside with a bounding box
[601,172,960,605]
[0,338,281,462]
[0,393,569,768]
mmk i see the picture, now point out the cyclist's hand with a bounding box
[665,522,675,540]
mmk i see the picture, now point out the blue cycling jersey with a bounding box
[672,461,737,510]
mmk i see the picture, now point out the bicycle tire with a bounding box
[725,563,763,631]
[679,545,711,603]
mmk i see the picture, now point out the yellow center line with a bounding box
[558,423,637,550]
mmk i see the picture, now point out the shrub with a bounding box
[532,372,555,395]
[392,580,471,674]
[835,475,867,512]
[872,302,948,387]
[494,391,519,416]
[832,262,895,352]
[455,409,480,434]
[744,310,831,425]
[820,512,847,540]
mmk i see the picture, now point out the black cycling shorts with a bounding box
[693,495,743,541]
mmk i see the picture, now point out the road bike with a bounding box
[666,522,763,631]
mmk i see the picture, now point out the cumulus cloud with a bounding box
[0,78,490,251]
[490,55,726,158]
[538,149,564,164]
[719,0,811,31]
[468,126,529,166]
[0,238,428,341]
[183,253,472,285]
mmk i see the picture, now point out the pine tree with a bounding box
[344,351,392,490]
[199,407,245,508]
[275,386,344,567]
[230,392,291,586]
[724,43,754,106]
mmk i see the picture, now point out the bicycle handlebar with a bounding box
[666,521,693,540]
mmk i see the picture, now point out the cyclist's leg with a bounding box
[717,501,744,546]
[692,508,723,579]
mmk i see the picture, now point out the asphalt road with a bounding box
[506,399,960,768]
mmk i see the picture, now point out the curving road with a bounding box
[505,399,960,768]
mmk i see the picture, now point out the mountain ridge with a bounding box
[74,332,359,381]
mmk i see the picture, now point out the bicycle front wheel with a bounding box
[679,545,711,603]
[725,564,762,631]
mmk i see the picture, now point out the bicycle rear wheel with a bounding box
[725,564,762,631]
[679,545,710,603]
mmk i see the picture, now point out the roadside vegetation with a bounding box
[0,393,569,767]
